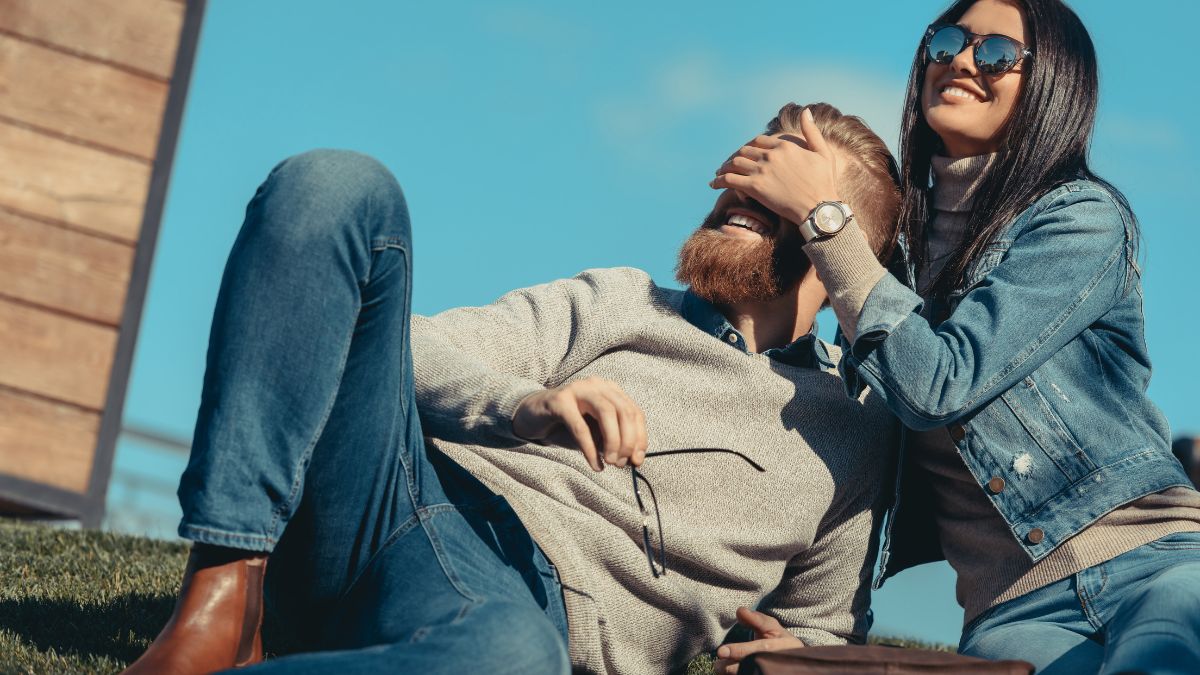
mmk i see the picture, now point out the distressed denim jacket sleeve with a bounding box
[839,185,1137,431]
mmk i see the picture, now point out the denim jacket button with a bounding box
[987,477,1006,494]
[949,425,966,442]
[1026,528,1045,545]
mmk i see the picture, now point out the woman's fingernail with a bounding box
[718,647,730,658]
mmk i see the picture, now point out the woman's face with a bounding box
[922,0,1028,157]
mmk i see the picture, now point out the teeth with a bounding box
[727,213,768,235]
[942,86,980,101]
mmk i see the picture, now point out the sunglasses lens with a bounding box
[976,37,1021,74]
[927,26,966,63]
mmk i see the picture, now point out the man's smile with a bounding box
[716,205,779,241]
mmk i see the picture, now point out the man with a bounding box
[125,102,901,675]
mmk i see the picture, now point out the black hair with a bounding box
[898,0,1137,298]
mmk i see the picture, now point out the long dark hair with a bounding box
[899,0,1135,298]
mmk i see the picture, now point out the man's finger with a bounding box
[712,658,739,675]
[633,408,648,466]
[715,634,792,658]
[580,396,622,465]
[608,394,643,467]
[557,401,603,471]
[736,607,787,637]
[800,107,832,158]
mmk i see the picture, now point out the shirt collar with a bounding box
[680,289,831,369]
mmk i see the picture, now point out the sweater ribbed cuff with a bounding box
[802,221,887,341]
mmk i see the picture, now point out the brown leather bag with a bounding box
[739,645,1034,674]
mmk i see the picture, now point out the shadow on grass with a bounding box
[0,592,176,665]
[0,592,304,668]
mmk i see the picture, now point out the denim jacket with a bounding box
[836,179,1193,588]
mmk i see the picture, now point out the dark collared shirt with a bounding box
[680,289,832,369]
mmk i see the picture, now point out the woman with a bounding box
[712,0,1200,672]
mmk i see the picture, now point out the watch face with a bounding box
[814,203,847,234]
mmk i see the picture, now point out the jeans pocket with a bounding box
[1146,531,1200,551]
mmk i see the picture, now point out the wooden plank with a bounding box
[0,36,170,159]
[0,121,150,242]
[0,299,118,410]
[0,210,134,325]
[0,0,184,79]
[0,388,99,494]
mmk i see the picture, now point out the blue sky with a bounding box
[113,0,1200,645]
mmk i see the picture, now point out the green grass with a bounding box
[0,519,188,674]
[1,519,949,674]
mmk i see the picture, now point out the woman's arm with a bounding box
[808,186,1137,430]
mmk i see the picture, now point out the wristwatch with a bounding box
[798,201,854,243]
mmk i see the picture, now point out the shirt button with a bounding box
[727,333,738,343]
[1026,528,1045,545]
[987,477,1006,494]
[949,425,966,442]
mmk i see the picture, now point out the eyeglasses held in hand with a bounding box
[631,448,766,578]
[924,24,1031,76]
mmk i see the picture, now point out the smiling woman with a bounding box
[711,0,1200,672]
[921,2,1029,158]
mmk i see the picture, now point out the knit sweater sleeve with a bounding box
[756,493,881,646]
[802,221,887,342]
[411,267,652,447]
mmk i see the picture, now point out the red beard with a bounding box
[675,225,809,306]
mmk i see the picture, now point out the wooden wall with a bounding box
[0,0,204,524]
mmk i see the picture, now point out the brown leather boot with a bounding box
[123,545,268,674]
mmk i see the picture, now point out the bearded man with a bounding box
[126,103,902,675]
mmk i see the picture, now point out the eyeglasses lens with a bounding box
[927,26,967,64]
[927,25,1021,75]
[976,37,1019,74]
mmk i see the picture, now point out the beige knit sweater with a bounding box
[806,155,1200,624]
[411,267,898,674]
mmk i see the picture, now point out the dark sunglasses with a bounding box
[924,24,1031,75]
[631,448,766,578]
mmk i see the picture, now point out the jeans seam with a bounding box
[417,504,483,603]
[1078,567,1107,631]
[335,512,425,603]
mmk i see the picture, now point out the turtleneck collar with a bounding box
[931,153,998,213]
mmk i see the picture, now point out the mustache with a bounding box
[702,196,781,231]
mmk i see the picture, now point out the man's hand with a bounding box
[713,607,805,674]
[710,107,841,228]
[512,377,648,471]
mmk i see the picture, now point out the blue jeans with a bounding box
[175,149,570,674]
[960,532,1200,674]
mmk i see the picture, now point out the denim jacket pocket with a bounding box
[947,241,1011,307]
[1000,376,1096,483]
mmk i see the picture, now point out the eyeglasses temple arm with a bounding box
[643,447,766,472]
